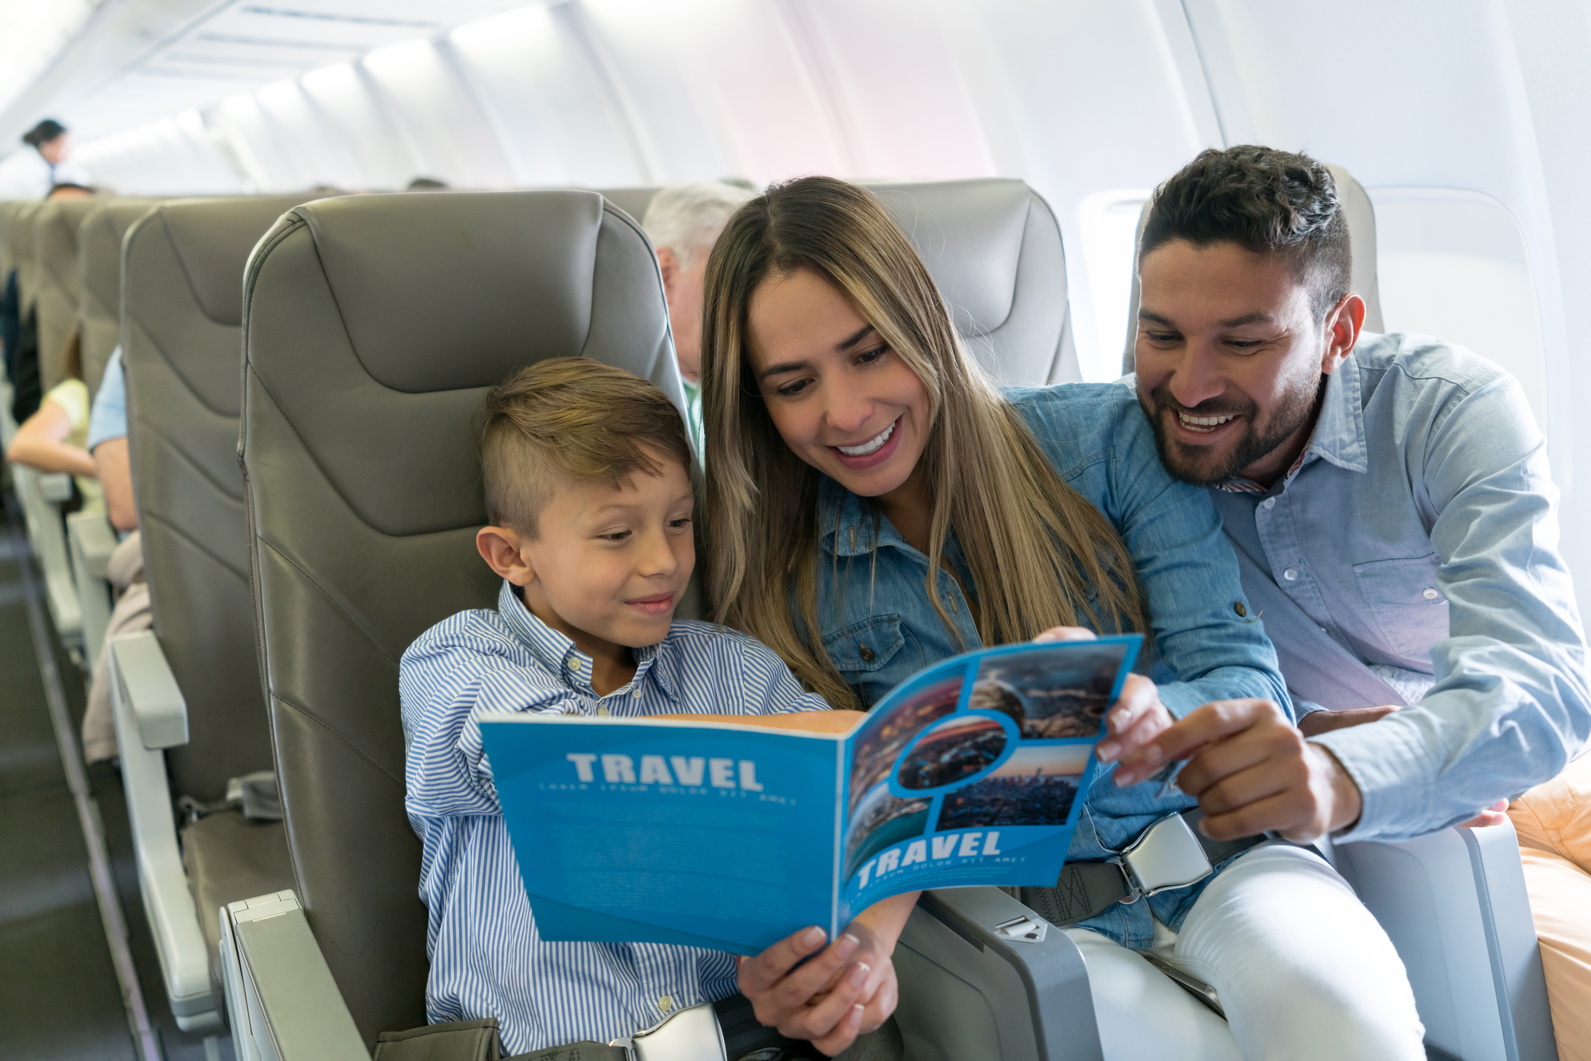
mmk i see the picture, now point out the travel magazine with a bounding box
[479,635,1141,953]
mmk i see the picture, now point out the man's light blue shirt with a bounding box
[399,582,825,1053]
[1209,332,1591,843]
[87,346,126,451]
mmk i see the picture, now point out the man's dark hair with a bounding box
[1141,146,1351,319]
[406,177,448,191]
[22,119,66,148]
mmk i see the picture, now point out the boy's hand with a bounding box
[738,925,885,1055]
[738,892,913,1056]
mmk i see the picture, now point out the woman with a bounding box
[702,177,1425,1060]
[6,333,101,513]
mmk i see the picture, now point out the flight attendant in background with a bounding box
[0,119,92,199]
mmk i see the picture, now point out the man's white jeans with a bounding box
[1066,843,1426,1060]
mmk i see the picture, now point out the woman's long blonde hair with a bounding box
[702,177,1147,709]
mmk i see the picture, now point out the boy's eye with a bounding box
[668,516,692,529]
[599,530,631,542]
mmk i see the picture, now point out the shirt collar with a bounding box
[818,475,915,557]
[495,580,670,697]
[1216,347,1369,493]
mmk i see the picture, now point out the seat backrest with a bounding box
[240,190,680,1045]
[122,194,320,803]
[79,199,159,397]
[597,185,661,224]
[12,201,43,314]
[1121,163,1385,374]
[867,178,1077,386]
[34,198,100,391]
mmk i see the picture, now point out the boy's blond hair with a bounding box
[481,358,692,535]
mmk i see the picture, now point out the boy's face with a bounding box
[480,451,695,660]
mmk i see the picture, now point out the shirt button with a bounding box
[596,705,610,717]
[1261,497,1277,510]
[1234,602,1247,617]
[631,685,643,698]
[1423,587,1440,600]
[1283,568,1299,581]
[658,995,674,1013]
[859,643,875,662]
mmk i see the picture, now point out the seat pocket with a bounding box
[1352,554,1448,660]
[823,614,907,674]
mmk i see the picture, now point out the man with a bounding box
[1111,145,1591,1051]
[641,181,754,461]
[0,119,91,200]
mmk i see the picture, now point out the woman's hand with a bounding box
[738,893,913,1056]
[1032,626,1174,786]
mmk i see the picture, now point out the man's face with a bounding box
[659,243,712,383]
[1133,239,1350,486]
[38,134,70,166]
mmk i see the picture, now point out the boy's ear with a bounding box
[477,525,536,586]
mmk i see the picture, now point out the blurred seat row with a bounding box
[0,176,1551,1061]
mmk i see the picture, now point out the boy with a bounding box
[400,359,906,1059]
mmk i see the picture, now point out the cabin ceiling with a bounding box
[0,0,528,146]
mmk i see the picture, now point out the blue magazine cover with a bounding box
[479,634,1141,955]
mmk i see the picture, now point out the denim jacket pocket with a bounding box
[1352,554,1448,660]
[823,614,907,674]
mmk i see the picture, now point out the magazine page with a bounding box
[479,715,847,954]
[836,636,1141,923]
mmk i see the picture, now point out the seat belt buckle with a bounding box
[611,1002,728,1061]
[1110,811,1214,902]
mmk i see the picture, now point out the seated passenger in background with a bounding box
[80,346,150,764]
[6,333,102,514]
[1122,145,1591,1052]
[400,359,902,1059]
[642,181,754,460]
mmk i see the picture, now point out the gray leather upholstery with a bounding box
[122,195,316,803]
[597,185,660,224]
[0,200,25,281]
[12,201,42,314]
[240,189,682,1045]
[1121,163,1385,373]
[79,199,159,397]
[868,179,1078,385]
[34,198,100,391]
[183,811,296,1001]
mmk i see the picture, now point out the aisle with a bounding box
[0,495,226,1061]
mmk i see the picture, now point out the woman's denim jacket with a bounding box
[810,383,1290,947]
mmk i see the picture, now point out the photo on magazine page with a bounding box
[838,636,1139,916]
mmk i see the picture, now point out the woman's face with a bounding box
[745,267,932,501]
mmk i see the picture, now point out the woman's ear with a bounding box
[476,525,536,586]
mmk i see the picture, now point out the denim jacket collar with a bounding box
[818,475,917,558]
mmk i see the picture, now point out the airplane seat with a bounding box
[5,199,82,648]
[109,194,327,1032]
[597,184,661,223]
[79,198,159,396]
[229,188,688,1053]
[66,199,160,674]
[1116,163,1555,1061]
[867,178,1079,386]
[34,197,99,392]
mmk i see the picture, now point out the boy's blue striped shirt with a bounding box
[399,580,827,1054]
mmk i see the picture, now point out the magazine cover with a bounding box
[480,634,1141,954]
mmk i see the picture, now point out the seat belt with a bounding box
[1019,808,1274,927]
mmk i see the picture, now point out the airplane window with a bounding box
[1076,189,1149,382]
[1370,187,1549,431]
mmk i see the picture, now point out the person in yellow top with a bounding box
[6,371,103,512]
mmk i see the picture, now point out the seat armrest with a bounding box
[109,631,188,749]
[37,471,73,503]
[895,887,1102,1061]
[67,510,118,578]
[221,891,370,1061]
[1336,821,1555,1061]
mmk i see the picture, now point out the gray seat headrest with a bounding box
[868,178,1077,385]
[77,198,159,397]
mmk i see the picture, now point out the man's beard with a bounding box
[1145,376,1323,486]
